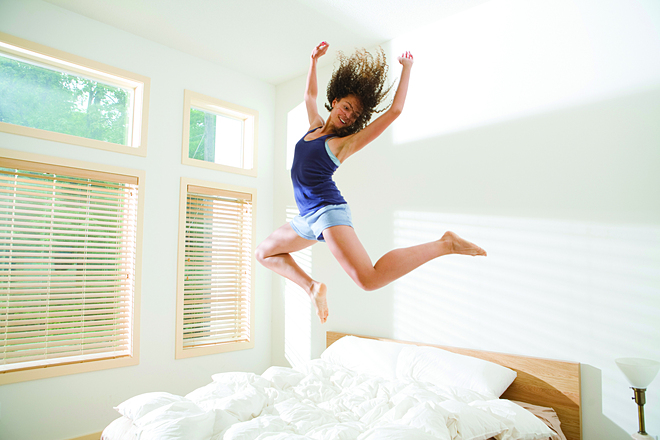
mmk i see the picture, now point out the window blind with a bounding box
[182,185,252,350]
[0,158,139,372]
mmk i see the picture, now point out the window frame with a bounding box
[0,148,144,385]
[181,90,258,177]
[175,177,256,359]
[0,32,150,156]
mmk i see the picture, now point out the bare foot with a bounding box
[442,231,487,256]
[309,281,328,324]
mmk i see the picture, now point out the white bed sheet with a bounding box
[102,359,557,440]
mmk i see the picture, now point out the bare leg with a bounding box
[323,227,486,291]
[255,223,328,323]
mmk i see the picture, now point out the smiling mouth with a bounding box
[339,117,346,125]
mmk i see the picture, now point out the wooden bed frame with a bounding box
[327,331,581,440]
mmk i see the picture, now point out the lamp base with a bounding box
[632,433,653,440]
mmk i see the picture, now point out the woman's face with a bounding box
[332,95,362,128]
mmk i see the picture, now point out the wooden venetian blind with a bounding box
[182,185,252,350]
[0,158,139,372]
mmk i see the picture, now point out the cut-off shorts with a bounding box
[290,204,353,242]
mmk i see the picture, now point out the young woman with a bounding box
[256,42,486,324]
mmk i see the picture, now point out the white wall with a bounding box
[272,1,660,439]
[0,1,275,439]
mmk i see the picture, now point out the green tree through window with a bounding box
[0,54,131,145]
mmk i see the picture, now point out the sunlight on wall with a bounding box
[286,102,308,170]
[284,102,315,367]
[283,206,313,368]
[387,0,660,144]
[391,211,660,432]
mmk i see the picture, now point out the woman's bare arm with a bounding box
[304,42,329,128]
[337,51,414,160]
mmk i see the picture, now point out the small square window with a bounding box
[182,90,258,176]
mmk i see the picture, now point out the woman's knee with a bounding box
[254,242,270,264]
[353,270,380,291]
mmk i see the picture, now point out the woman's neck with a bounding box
[320,117,338,136]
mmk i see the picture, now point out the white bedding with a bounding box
[103,359,558,440]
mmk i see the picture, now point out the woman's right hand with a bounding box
[311,41,329,61]
[397,51,414,68]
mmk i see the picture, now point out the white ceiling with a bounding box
[43,0,490,85]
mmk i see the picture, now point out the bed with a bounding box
[102,331,581,440]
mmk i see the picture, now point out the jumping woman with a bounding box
[256,42,487,324]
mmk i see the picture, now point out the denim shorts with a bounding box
[290,204,353,242]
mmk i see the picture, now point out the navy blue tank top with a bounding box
[291,128,346,216]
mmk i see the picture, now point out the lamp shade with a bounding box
[616,358,660,388]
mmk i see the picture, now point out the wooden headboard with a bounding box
[327,331,581,440]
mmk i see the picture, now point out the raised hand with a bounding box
[397,51,414,68]
[311,41,329,61]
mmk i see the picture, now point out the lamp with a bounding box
[616,358,660,440]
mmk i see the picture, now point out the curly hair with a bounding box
[325,47,393,137]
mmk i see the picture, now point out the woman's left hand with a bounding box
[397,51,414,68]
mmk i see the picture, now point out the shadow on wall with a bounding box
[391,210,660,438]
[581,364,633,440]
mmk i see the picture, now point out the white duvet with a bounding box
[104,359,557,440]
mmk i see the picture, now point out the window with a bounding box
[176,178,255,358]
[0,150,143,384]
[182,90,258,176]
[286,101,309,170]
[0,32,150,156]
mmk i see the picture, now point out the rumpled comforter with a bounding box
[103,359,555,440]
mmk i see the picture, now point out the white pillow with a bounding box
[321,336,407,380]
[114,392,186,421]
[469,400,557,440]
[396,345,517,398]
